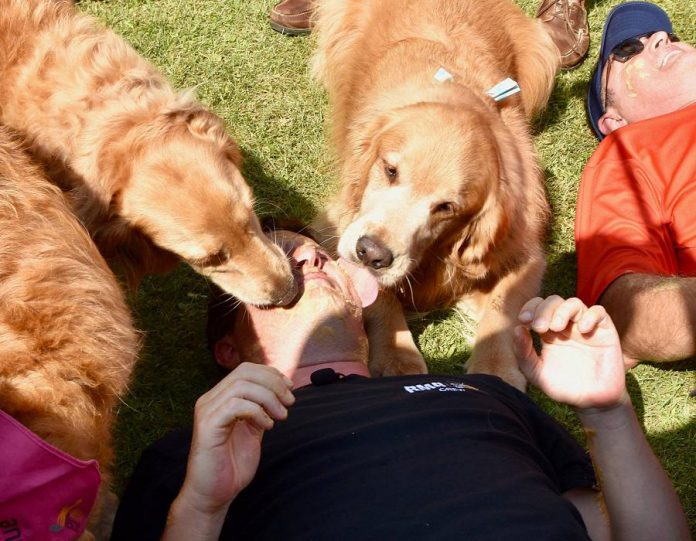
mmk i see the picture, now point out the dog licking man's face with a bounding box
[214,230,379,378]
[119,110,298,306]
[337,104,505,287]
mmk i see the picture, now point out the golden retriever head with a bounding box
[110,105,297,306]
[336,97,524,288]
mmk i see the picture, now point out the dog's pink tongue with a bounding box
[337,257,379,308]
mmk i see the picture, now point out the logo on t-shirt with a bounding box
[1,519,22,541]
[49,499,85,534]
[403,381,479,394]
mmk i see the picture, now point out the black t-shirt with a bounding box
[112,374,596,540]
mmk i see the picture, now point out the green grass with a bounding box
[78,0,695,533]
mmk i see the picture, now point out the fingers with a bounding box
[211,380,292,423]
[513,325,545,389]
[195,362,296,432]
[518,297,544,324]
[548,297,586,331]
[204,396,278,433]
[576,305,609,334]
[519,295,566,332]
[204,362,295,408]
[513,325,537,370]
[519,296,607,334]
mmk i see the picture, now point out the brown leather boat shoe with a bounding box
[536,0,590,70]
[270,0,313,36]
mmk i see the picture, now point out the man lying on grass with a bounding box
[112,230,689,540]
[577,1,696,365]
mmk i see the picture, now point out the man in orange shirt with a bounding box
[576,1,696,365]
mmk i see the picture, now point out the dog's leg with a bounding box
[466,254,546,391]
[364,288,428,376]
[85,486,119,541]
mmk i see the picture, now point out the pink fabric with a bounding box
[0,410,101,540]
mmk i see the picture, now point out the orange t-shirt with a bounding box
[575,103,696,305]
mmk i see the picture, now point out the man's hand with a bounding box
[174,363,295,519]
[515,296,691,541]
[514,296,628,412]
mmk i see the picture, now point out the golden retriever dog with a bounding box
[312,0,559,389]
[0,0,296,307]
[0,127,140,535]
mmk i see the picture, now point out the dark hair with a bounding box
[205,216,316,353]
[205,283,239,354]
[604,88,616,111]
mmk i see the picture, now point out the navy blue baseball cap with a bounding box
[587,2,673,140]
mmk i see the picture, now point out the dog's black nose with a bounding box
[356,236,393,269]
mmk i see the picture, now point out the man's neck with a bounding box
[291,361,370,388]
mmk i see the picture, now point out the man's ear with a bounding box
[337,258,379,308]
[598,110,628,135]
[214,335,241,370]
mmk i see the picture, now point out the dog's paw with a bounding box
[372,350,428,376]
[466,347,527,392]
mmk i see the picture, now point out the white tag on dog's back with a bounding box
[434,66,454,83]
[486,78,521,101]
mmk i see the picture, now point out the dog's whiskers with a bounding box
[402,272,419,313]
[254,199,288,217]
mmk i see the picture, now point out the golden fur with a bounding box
[0,127,139,530]
[0,0,296,306]
[312,0,559,388]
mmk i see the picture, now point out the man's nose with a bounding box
[648,30,670,50]
[293,244,324,269]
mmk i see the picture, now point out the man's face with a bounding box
[600,31,696,134]
[224,231,377,374]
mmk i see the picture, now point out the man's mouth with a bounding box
[303,271,335,287]
[661,49,681,68]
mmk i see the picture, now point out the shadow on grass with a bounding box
[241,146,317,223]
[649,415,696,534]
[113,265,223,493]
[637,358,696,533]
[542,249,577,299]
[533,77,591,135]
[409,309,472,374]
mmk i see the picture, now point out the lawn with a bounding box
[77,0,695,533]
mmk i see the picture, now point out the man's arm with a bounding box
[573,396,689,540]
[516,296,690,541]
[600,273,696,363]
[162,363,295,541]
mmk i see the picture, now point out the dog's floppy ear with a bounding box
[164,95,242,166]
[450,125,522,278]
[339,112,391,212]
[451,187,512,279]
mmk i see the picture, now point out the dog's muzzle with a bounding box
[356,235,394,270]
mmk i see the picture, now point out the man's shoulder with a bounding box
[588,102,696,167]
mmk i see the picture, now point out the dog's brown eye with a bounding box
[190,249,228,268]
[384,163,398,182]
[433,202,455,215]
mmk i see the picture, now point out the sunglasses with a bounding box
[602,32,680,110]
